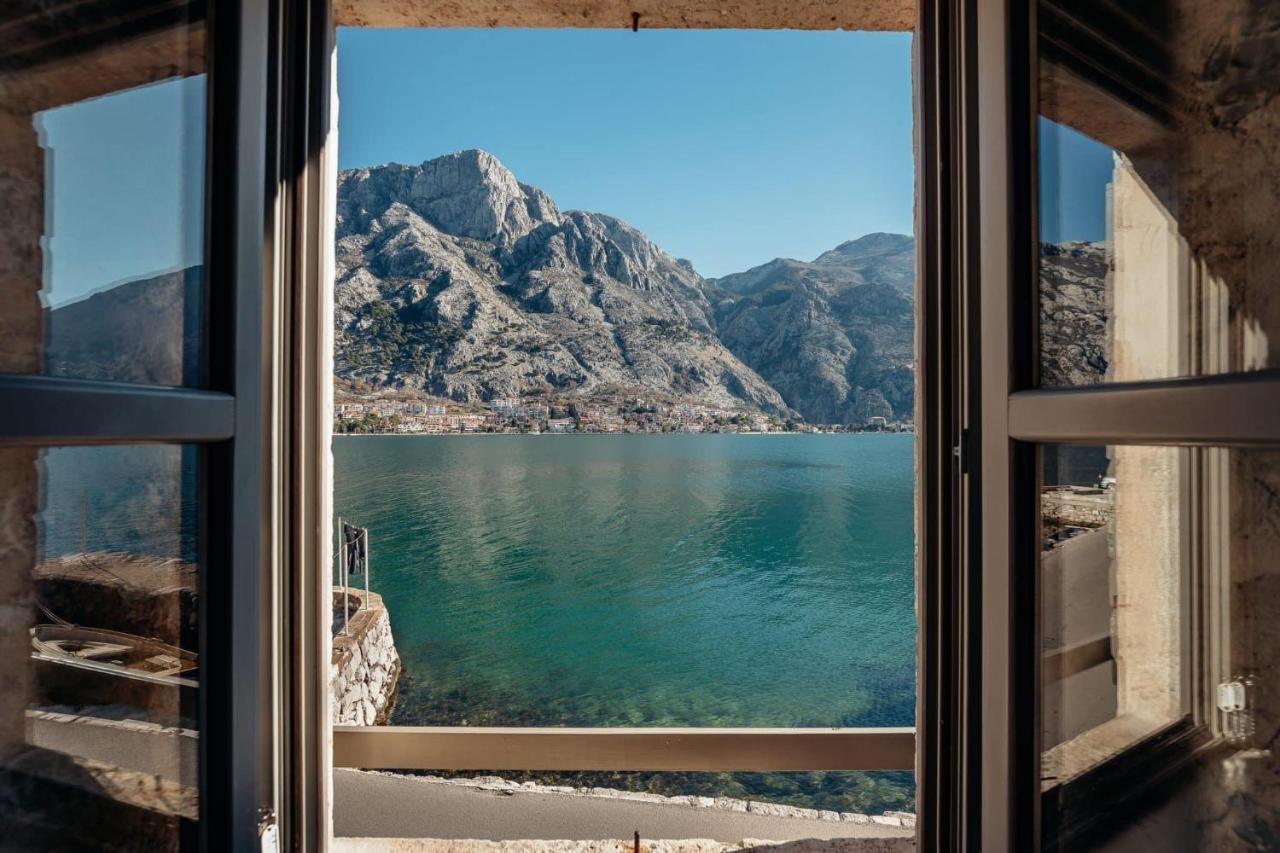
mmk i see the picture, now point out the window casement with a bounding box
[964,0,1280,850]
[0,0,277,847]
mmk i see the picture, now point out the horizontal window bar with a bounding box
[1042,632,1112,685]
[1009,370,1280,445]
[0,373,234,444]
[332,726,916,772]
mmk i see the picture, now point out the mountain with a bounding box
[704,233,916,424]
[335,150,790,415]
[45,267,203,386]
[1039,241,1109,386]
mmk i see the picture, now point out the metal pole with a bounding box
[364,528,370,611]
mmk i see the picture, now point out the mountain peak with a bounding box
[812,232,913,265]
[337,149,561,246]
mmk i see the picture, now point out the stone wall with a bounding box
[334,0,915,32]
[1041,487,1113,529]
[331,587,402,726]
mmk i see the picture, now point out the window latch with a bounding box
[1217,675,1257,745]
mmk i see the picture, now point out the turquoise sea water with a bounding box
[333,434,916,730]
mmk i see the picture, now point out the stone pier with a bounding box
[331,587,402,726]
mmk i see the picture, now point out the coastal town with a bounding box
[333,394,913,435]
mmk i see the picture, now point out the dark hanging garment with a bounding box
[343,523,365,576]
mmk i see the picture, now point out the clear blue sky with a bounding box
[337,28,915,278]
[1039,116,1114,244]
[38,75,205,307]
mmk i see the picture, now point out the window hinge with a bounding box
[953,429,970,474]
[1217,675,1257,745]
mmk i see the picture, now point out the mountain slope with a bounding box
[335,150,790,414]
[705,233,916,424]
[45,267,203,386]
[1039,241,1109,386]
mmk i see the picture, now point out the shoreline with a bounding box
[348,772,916,830]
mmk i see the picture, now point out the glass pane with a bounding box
[1040,444,1189,783]
[0,445,199,849]
[2,15,206,385]
[1039,440,1280,845]
[333,769,917,841]
[1040,444,1280,847]
[1037,5,1280,386]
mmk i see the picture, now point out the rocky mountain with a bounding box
[335,150,790,415]
[45,267,202,386]
[1039,241,1109,386]
[704,233,916,424]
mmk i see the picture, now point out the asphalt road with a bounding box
[333,770,912,843]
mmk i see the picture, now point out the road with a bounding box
[333,770,912,843]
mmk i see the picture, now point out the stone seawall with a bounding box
[1042,486,1113,528]
[332,587,401,725]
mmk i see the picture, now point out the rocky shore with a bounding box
[332,588,402,725]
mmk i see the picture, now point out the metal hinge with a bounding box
[953,428,970,474]
[1217,675,1257,745]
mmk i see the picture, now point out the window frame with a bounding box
[0,0,282,847]
[963,0,1280,850]
[308,5,947,851]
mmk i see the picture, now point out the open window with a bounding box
[325,18,923,847]
[968,0,1280,849]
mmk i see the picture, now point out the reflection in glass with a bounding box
[37,75,206,387]
[1040,444,1280,847]
[1040,444,1188,787]
[1038,44,1278,386]
[1,446,199,849]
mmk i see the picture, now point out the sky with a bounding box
[1038,116,1114,244]
[33,33,1114,308]
[337,28,915,278]
[38,75,205,308]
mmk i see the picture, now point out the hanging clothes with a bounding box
[343,522,367,576]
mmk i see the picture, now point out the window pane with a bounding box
[0,444,199,849]
[1039,443,1280,846]
[1040,444,1189,787]
[1,14,206,386]
[1037,10,1280,386]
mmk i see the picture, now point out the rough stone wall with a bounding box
[1157,2,1280,846]
[1041,489,1112,529]
[332,588,402,726]
[335,0,915,31]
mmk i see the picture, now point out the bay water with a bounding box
[333,433,916,812]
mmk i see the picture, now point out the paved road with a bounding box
[28,710,197,788]
[333,770,911,843]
